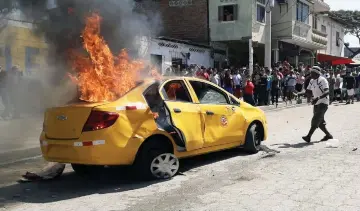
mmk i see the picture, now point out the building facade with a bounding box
[0,11,49,76]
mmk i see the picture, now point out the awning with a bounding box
[316,53,354,65]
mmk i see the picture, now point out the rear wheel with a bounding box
[71,164,104,177]
[133,141,179,180]
[244,124,263,154]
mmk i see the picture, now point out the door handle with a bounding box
[173,108,181,113]
[206,111,214,115]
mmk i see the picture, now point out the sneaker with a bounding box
[320,135,333,142]
[302,136,311,143]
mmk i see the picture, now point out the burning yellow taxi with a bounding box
[40,77,267,179]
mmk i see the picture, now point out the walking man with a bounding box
[302,66,333,143]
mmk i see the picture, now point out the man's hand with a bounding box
[153,112,159,119]
[311,97,319,105]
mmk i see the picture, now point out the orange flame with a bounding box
[69,13,162,102]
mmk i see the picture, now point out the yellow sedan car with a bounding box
[40,77,268,179]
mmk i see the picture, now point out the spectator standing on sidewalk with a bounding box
[303,66,333,143]
[7,65,23,119]
[258,69,268,106]
[232,69,242,99]
[210,69,221,86]
[343,70,356,104]
[284,70,297,104]
[243,77,255,106]
[327,70,336,104]
[0,66,11,119]
[223,70,233,94]
[271,69,281,107]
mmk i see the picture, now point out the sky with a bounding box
[326,0,360,47]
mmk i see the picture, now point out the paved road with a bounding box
[1,103,360,211]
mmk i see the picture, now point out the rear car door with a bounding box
[160,79,204,151]
[187,80,241,147]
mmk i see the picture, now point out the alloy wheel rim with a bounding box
[150,153,179,179]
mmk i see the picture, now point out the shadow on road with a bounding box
[0,148,248,206]
[272,139,327,149]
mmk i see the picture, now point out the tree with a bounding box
[329,10,360,58]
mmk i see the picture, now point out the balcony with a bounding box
[313,0,330,13]
[311,28,328,46]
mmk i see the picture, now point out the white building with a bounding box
[138,36,214,75]
[315,14,345,57]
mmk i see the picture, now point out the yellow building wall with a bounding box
[0,23,49,75]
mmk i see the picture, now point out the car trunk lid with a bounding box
[44,102,107,140]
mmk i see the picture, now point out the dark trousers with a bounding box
[271,88,279,104]
[244,93,255,106]
[312,104,328,128]
[258,86,267,106]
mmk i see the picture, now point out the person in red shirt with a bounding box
[243,77,255,106]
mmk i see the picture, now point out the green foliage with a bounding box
[330,10,360,38]
[329,10,360,58]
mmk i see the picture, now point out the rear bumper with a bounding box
[39,131,143,166]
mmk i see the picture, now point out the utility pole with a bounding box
[264,0,274,68]
[249,38,253,76]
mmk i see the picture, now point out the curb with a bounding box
[0,147,41,166]
[259,102,308,112]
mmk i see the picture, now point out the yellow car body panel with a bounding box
[40,77,268,166]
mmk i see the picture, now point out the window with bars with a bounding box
[218,4,238,22]
[257,0,266,23]
[336,31,340,46]
[169,0,193,7]
[296,1,309,24]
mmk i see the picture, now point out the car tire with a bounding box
[71,164,104,177]
[133,142,179,180]
[244,124,262,154]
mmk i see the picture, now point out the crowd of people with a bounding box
[164,61,360,107]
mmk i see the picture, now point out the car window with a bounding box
[230,96,240,106]
[161,80,192,102]
[189,81,229,104]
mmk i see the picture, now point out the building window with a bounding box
[321,25,326,33]
[313,14,318,29]
[218,4,238,22]
[169,0,192,7]
[296,1,309,24]
[257,0,266,23]
[336,31,340,46]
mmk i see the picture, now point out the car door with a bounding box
[228,95,247,142]
[160,79,204,151]
[187,80,241,147]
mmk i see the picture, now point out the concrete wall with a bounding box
[209,0,252,41]
[316,16,345,57]
[0,11,48,76]
[146,38,213,73]
[158,0,209,44]
[272,0,314,42]
[252,0,266,44]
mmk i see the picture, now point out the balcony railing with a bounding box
[311,29,328,46]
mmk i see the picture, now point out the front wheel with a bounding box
[244,124,263,154]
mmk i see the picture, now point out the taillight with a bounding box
[82,111,119,132]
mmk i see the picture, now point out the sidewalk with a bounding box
[258,99,308,111]
[0,113,43,164]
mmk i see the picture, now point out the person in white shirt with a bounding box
[210,69,220,86]
[302,66,333,143]
[232,69,242,98]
